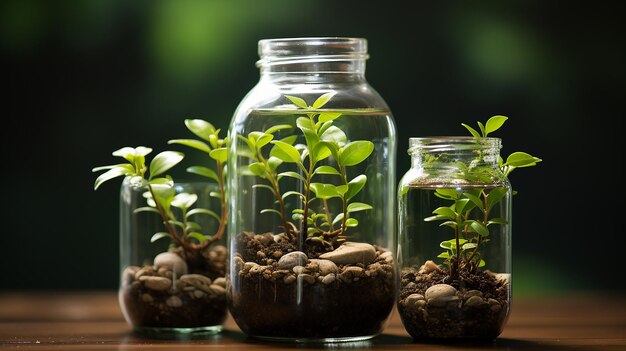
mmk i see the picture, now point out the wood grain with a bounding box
[0,291,624,350]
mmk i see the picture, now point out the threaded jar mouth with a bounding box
[257,37,369,69]
[408,137,502,155]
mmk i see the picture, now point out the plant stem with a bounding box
[256,150,293,238]
[147,184,189,251]
[200,160,227,250]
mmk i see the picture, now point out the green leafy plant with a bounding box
[92,119,228,264]
[238,93,374,250]
[425,116,541,281]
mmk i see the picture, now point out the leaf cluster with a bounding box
[238,93,374,249]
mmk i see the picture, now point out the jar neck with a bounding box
[409,137,502,171]
[257,37,368,76]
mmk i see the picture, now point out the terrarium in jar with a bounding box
[397,137,512,339]
[118,179,228,336]
[226,37,397,342]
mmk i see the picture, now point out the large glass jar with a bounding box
[119,179,227,337]
[227,37,397,342]
[397,137,512,339]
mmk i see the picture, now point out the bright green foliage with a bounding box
[425,116,542,279]
[93,118,229,253]
[238,93,374,250]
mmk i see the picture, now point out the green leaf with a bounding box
[168,139,211,154]
[149,151,184,179]
[424,215,449,222]
[285,95,308,109]
[282,191,305,200]
[463,192,483,209]
[265,124,293,134]
[185,221,201,231]
[318,112,342,123]
[187,232,207,243]
[248,162,267,177]
[477,121,486,137]
[185,119,215,141]
[486,187,508,211]
[255,133,274,149]
[93,166,133,190]
[437,252,450,259]
[455,198,475,213]
[347,202,373,213]
[270,140,301,163]
[434,188,459,200]
[332,213,344,225]
[340,141,374,166]
[461,123,481,138]
[133,207,160,214]
[488,217,508,225]
[314,165,340,175]
[312,142,331,162]
[237,134,257,156]
[171,193,198,209]
[504,152,542,168]
[209,191,222,198]
[478,259,486,267]
[311,92,335,109]
[253,183,273,190]
[113,146,152,162]
[346,175,367,200]
[310,183,342,199]
[260,208,282,216]
[320,126,347,147]
[209,148,228,162]
[168,220,185,229]
[92,163,132,173]
[432,206,457,220]
[278,171,306,182]
[296,117,315,131]
[485,115,508,135]
[462,242,478,251]
[345,218,359,227]
[150,232,170,243]
[470,221,489,237]
[187,208,221,222]
[439,221,458,229]
[266,156,282,172]
[186,166,219,182]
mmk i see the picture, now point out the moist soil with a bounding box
[121,245,228,329]
[398,264,510,339]
[228,232,396,339]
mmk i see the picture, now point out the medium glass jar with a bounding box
[397,137,512,339]
[119,179,227,337]
[227,37,397,342]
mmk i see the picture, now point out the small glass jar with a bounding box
[227,37,397,342]
[118,179,227,337]
[397,137,512,339]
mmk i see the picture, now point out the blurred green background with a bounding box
[1,0,623,296]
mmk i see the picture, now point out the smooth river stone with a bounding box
[277,251,308,269]
[310,259,338,275]
[153,252,188,276]
[319,242,376,265]
[425,284,458,306]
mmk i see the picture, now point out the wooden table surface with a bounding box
[0,291,624,350]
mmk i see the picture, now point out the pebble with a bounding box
[273,251,283,259]
[418,260,441,274]
[321,273,336,285]
[466,290,483,298]
[208,284,226,296]
[292,266,305,275]
[179,274,212,293]
[277,251,308,269]
[135,266,155,279]
[166,295,182,307]
[405,293,425,306]
[257,251,266,258]
[425,284,458,307]
[464,295,486,308]
[283,275,296,284]
[122,266,139,286]
[213,277,226,287]
[140,276,172,291]
[193,290,206,299]
[310,259,338,275]
[298,274,316,284]
[141,293,153,302]
[319,242,376,265]
[154,252,188,276]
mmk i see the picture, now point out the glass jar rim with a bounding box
[257,37,369,67]
[408,137,502,153]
